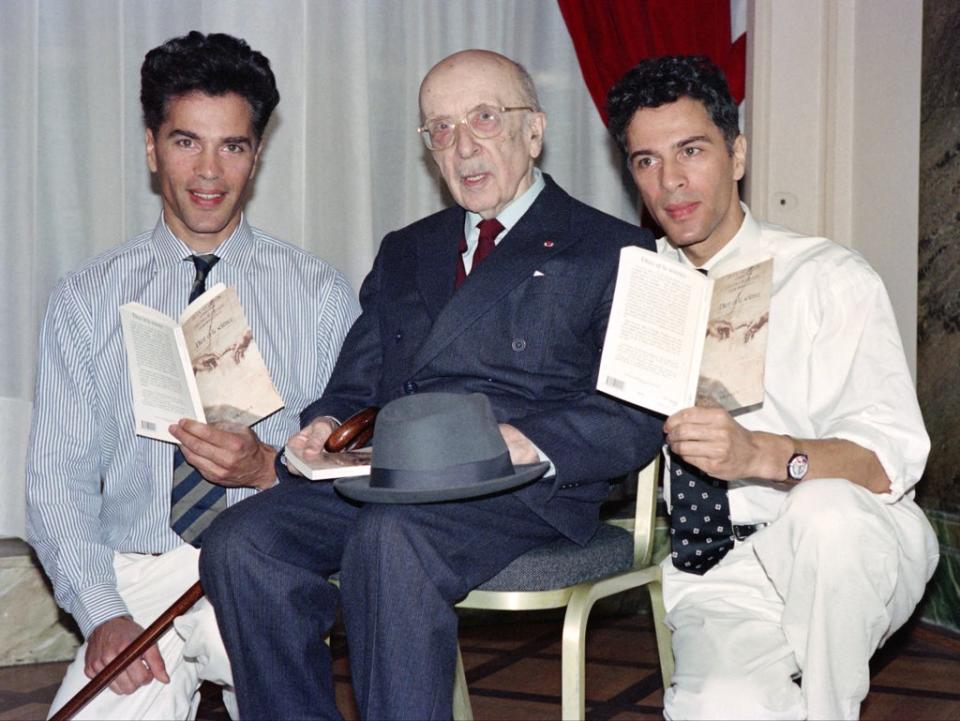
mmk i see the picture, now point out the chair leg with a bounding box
[561,585,600,721]
[452,643,474,721]
[648,580,674,689]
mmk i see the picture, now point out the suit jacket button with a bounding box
[403,380,418,394]
[511,338,526,352]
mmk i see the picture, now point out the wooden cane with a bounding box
[50,406,380,720]
[50,581,204,721]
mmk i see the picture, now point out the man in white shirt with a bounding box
[606,55,939,720]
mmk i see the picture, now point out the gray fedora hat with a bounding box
[333,392,549,504]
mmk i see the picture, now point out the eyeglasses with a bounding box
[417,104,534,150]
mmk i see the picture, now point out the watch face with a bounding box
[788,452,809,481]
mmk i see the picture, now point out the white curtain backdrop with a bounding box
[0,0,652,538]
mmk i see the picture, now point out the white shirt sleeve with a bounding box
[804,252,929,502]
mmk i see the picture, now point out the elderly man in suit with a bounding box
[200,49,662,720]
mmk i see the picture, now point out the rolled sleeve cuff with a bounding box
[73,583,131,639]
[828,423,928,503]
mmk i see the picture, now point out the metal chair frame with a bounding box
[451,458,673,720]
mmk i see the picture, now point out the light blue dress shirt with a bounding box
[26,215,359,636]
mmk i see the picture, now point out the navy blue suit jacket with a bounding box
[298,175,662,543]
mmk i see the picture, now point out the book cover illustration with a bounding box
[696,259,773,414]
[179,285,282,426]
[120,283,283,442]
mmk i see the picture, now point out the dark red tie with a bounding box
[455,218,505,289]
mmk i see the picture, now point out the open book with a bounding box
[120,283,284,443]
[597,247,773,417]
[283,446,372,481]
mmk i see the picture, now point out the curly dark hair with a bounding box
[141,31,279,141]
[606,55,739,156]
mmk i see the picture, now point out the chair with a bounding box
[451,457,673,721]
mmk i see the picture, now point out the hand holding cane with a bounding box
[49,582,203,721]
[50,407,379,720]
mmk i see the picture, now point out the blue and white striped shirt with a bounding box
[26,216,359,637]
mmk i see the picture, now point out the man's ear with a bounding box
[145,128,158,173]
[732,134,747,182]
[528,112,546,160]
[249,142,263,180]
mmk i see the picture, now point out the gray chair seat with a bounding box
[476,524,634,592]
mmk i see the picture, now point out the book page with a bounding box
[696,257,773,414]
[597,247,712,416]
[119,303,204,442]
[179,284,284,426]
[284,446,372,481]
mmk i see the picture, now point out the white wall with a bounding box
[746,0,922,377]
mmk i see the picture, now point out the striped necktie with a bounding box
[170,254,225,546]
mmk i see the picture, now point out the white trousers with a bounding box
[47,544,237,721]
[662,478,939,721]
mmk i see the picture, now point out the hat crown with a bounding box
[372,392,507,473]
[333,392,548,504]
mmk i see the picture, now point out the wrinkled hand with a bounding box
[663,406,762,481]
[498,423,540,465]
[169,420,276,490]
[284,417,339,477]
[85,616,169,695]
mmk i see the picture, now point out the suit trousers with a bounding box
[661,478,938,721]
[199,478,565,721]
[47,544,236,720]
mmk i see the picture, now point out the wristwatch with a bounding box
[785,437,809,481]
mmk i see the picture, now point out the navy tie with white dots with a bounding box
[669,454,734,575]
[669,263,734,574]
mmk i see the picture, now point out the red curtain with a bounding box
[557,0,746,124]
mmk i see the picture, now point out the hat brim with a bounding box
[333,461,550,504]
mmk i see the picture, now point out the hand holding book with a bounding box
[284,407,379,481]
[120,283,284,442]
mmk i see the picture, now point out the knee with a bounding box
[342,506,449,593]
[198,514,233,576]
[198,501,261,581]
[665,674,804,720]
[346,506,417,563]
[174,598,233,686]
[771,479,899,586]
[780,479,891,545]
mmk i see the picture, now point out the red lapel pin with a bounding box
[543,240,554,248]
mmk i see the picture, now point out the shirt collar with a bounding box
[656,202,761,273]
[150,212,256,271]
[464,167,546,238]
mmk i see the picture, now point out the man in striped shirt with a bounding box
[26,32,358,720]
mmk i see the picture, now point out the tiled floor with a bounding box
[2,612,958,720]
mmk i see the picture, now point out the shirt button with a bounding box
[511,338,526,352]
[403,380,418,395]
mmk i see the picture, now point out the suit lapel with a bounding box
[410,178,578,373]
[416,207,464,321]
